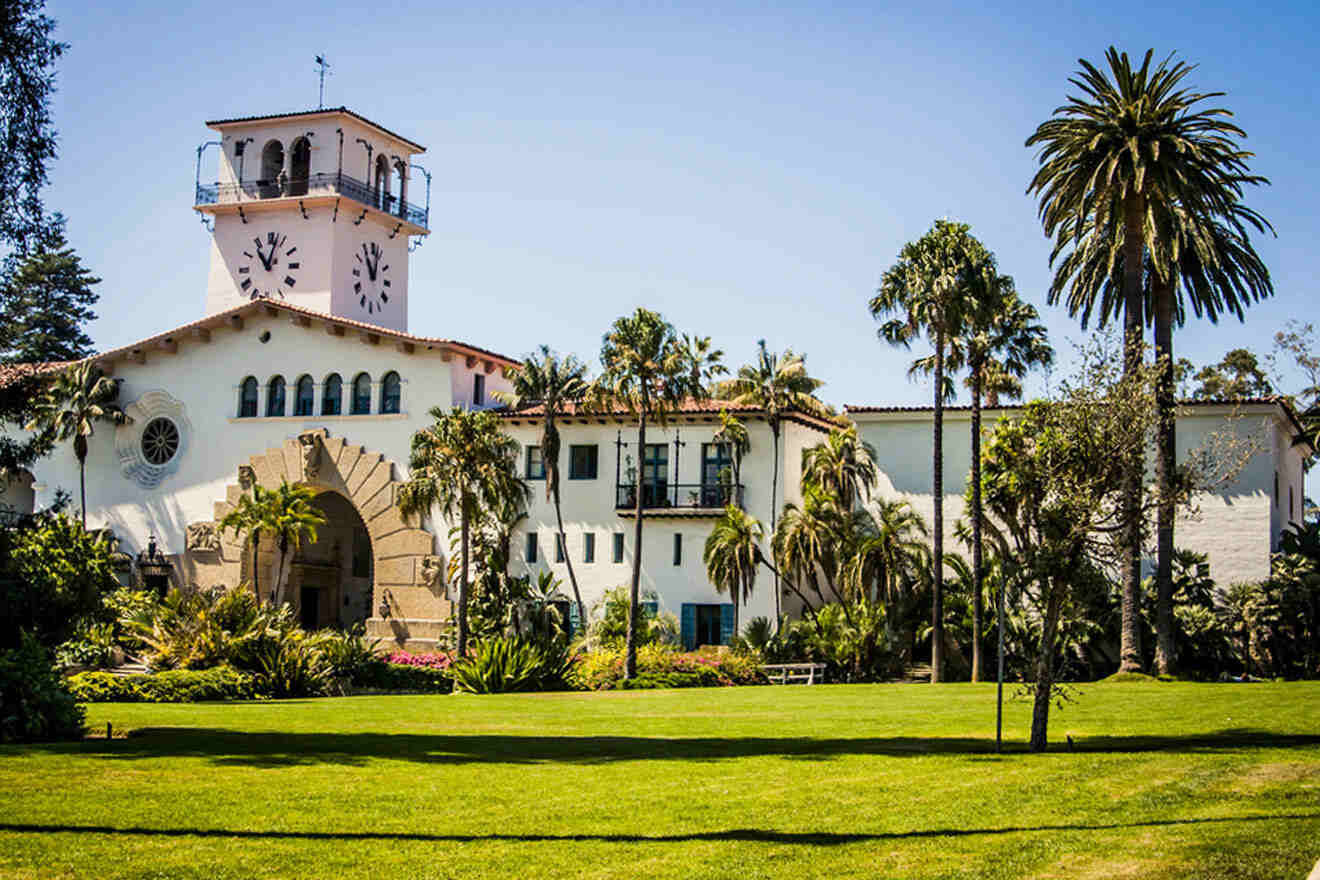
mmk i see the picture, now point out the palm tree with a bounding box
[262,480,327,607]
[220,483,273,603]
[957,275,1053,681]
[712,409,750,491]
[219,480,326,607]
[1028,47,1272,674]
[27,362,128,527]
[715,340,828,621]
[800,424,878,512]
[703,505,764,635]
[871,219,987,682]
[398,407,526,657]
[493,345,591,629]
[844,498,929,614]
[773,486,853,619]
[592,308,710,678]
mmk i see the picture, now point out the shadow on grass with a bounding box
[14,728,1320,767]
[0,813,1317,845]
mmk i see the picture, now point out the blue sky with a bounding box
[44,0,1318,413]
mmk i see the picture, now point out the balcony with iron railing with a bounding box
[195,172,428,229]
[615,482,743,514]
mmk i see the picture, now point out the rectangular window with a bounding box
[526,446,545,480]
[352,528,371,578]
[682,603,730,650]
[584,532,595,564]
[673,532,682,566]
[473,373,485,407]
[701,442,735,505]
[612,532,625,564]
[525,532,538,564]
[569,445,598,480]
[554,533,565,563]
[643,443,669,507]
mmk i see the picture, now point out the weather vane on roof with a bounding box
[314,54,332,109]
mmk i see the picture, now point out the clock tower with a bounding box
[194,108,428,333]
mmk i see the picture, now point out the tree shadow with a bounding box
[14,727,1320,768]
[0,812,1316,846]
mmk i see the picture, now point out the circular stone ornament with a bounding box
[116,391,192,489]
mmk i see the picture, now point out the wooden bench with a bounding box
[760,662,827,685]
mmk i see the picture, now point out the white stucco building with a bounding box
[0,106,1310,652]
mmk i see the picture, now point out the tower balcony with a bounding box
[195,172,428,232]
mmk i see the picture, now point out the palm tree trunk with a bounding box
[458,504,470,657]
[1118,194,1146,674]
[552,481,587,632]
[1029,575,1065,752]
[931,327,945,684]
[770,421,782,624]
[971,369,984,683]
[251,533,261,602]
[1154,279,1177,676]
[625,403,647,680]
[79,458,87,529]
[275,535,290,606]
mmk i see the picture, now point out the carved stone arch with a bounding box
[205,429,449,648]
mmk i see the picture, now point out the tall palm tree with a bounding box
[27,362,128,527]
[703,505,764,635]
[398,407,526,657]
[262,480,327,607]
[493,345,591,629]
[871,219,986,682]
[715,340,828,621]
[592,308,710,678]
[1028,47,1272,674]
[958,277,1052,681]
[800,423,878,513]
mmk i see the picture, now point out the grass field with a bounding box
[1,682,1318,879]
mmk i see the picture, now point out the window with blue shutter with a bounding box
[681,603,696,651]
[719,604,735,645]
[568,600,581,635]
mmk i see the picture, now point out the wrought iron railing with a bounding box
[615,482,743,511]
[195,171,428,228]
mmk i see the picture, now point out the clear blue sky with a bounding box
[44,0,1318,412]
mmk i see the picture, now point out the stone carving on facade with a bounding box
[114,390,192,489]
[238,465,255,490]
[299,432,323,480]
[186,521,221,552]
[419,555,446,595]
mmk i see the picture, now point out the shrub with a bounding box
[386,651,453,670]
[574,643,766,690]
[54,619,117,669]
[67,666,257,702]
[358,662,453,693]
[245,626,331,698]
[582,587,679,650]
[451,637,574,694]
[315,627,384,685]
[0,632,85,742]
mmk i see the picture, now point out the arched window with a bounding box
[374,154,391,211]
[238,377,258,418]
[380,371,401,414]
[259,140,284,198]
[289,137,311,196]
[392,159,407,217]
[322,373,342,415]
[266,376,286,417]
[351,372,372,415]
[294,375,315,416]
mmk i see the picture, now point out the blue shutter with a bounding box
[720,604,735,645]
[681,603,696,651]
[642,600,658,615]
[568,600,581,636]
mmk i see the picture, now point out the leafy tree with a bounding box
[0,217,99,364]
[398,407,525,657]
[25,362,127,527]
[0,0,65,253]
[715,340,828,621]
[0,365,57,474]
[1028,47,1273,678]
[592,308,712,678]
[703,505,764,634]
[493,345,591,628]
[1190,348,1273,400]
[872,218,988,682]
[1270,321,1320,461]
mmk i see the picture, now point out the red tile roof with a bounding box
[497,399,839,432]
[205,107,425,153]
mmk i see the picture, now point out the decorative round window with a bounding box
[141,418,180,465]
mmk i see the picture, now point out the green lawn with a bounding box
[2,683,1318,879]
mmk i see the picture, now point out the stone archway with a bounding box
[192,429,449,649]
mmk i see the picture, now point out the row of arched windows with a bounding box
[238,372,401,418]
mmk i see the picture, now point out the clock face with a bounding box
[353,241,392,315]
[238,231,300,300]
